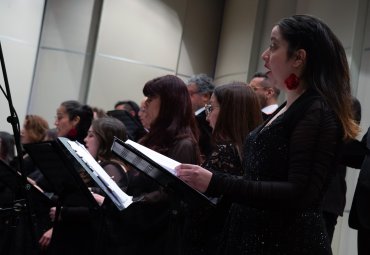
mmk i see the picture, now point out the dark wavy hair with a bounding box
[277,15,359,140]
[61,100,93,144]
[212,83,263,158]
[140,75,199,157]
[91,117,127,161]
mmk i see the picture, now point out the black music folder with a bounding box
[111,137,216,208]
[23,138,132,211]
[0,159,53,206]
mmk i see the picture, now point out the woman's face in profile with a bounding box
[145,95,161,128]
[54,105,76,137]
[84,126,99,159]
[20,124,32,144]
[262,25,293,90]
[206,94,220,129]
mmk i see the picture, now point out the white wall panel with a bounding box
[87,55,174,111]
[97,0,187,70]
[0,0,44,133]
[28,0,96,127]
[177,0,224,77]
[214,0,259,84]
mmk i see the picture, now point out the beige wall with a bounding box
[86,0,223,112]
[0,0,45,133]
[27,0,97,127]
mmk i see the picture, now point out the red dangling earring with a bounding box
[67,127,78,139]
[284,73,300,90]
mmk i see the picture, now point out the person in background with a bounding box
[322,97,362,243]
[114,100,141,123]
[40,116,129,253]
[41,100,93,255]
[110,100,145,141]
[249,71,280,120]
[182,82,263,255]
[91,106,107,119]
[54,100,93,145]
[18,115,51,190]
[176,14,359,254]
[43,128,58,142]
[348,127,370,255]
[125,74,200,255]
[0,131,15,164]
[340,121,370,255]
[84,117,129,192]
[187,73,215,161]
[138,97,150,131]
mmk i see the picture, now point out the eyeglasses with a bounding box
[205,104,219,116]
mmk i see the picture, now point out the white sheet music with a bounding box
[68,141,133,210]
[125,139,180,175]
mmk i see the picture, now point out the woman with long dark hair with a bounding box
[183,83,263,255]
[176,15,359,254]
[126,74,200,255]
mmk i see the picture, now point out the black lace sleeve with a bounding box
[206,102,341,209]
[202,143,243,176]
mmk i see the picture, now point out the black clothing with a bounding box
[182,143,243,255]
[49,161,128,255]
[107,110,146,142]
[108,138,199,255]
[206,90,341,254]
[349,128,370,230]
[196,110,213,160]
[322,211,338,244]
[321,164,347,242]
[0,160,54,255]
[346,127,370,255]
[262,111,269,121]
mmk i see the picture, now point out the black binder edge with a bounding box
[0,159,54,209]
[23,139,99,209]
[111,137,216,208]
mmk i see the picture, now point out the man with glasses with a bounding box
[249,72,280,120]
[187,73,215,161]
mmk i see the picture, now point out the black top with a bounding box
[105,137,199,255]
[50,160,128,255]
[182,143,243,255]
[348,127,370,230]
[206,90,341,254]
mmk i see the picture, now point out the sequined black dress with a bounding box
[206,90,341,255]
[182,143,243,255]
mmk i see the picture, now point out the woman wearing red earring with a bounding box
[54,100,93,145]
[176,15,360,254]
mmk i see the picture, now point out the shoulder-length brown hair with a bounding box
[24,115,49,143]
[212,82,263,158]
[91,117,127,161]
[140,75,199,158]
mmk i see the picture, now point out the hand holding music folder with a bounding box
[24,138,133,211]
[111,137,216,208]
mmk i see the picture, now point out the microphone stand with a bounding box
[0,42,39,254]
